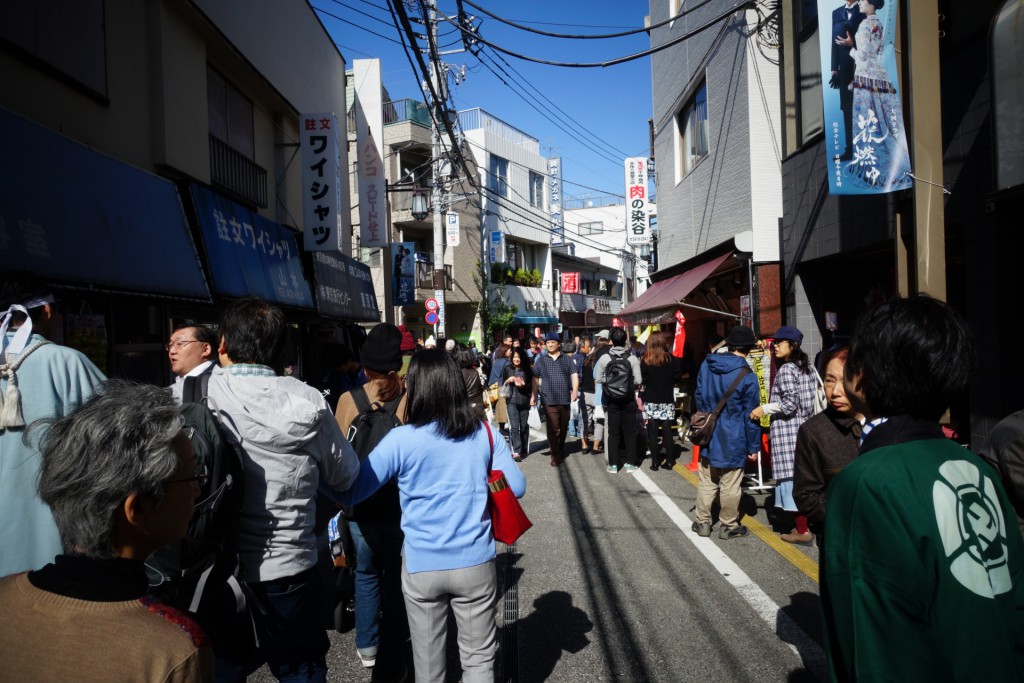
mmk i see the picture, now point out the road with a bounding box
[253,424,826,682]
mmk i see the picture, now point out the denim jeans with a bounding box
[506,403,531,457]
[248,567,329,682]
[349,518,408,677]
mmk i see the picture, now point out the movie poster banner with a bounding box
[817,0,912,195]
[391,242,416,306]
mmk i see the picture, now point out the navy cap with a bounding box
[544,332,561,342]
[773,325,804,344]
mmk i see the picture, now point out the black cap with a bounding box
[361,323,403,373]
[725,325,757,347]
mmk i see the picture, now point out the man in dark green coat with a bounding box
[824,296,1024,681]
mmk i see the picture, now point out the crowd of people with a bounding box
[2,270,1023,681]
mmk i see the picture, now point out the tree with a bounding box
[474,260,517,346]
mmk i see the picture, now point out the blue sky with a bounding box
[311,0,653,201]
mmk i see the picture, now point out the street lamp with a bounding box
[411,190,430,221]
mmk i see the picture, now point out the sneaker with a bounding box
[606,465,619,474]
[719,525,749,540]
[623,464,639,473]
[781,530,814,544]
[512,453,522,462]
[691,520,712,537]
[357,649,377,668]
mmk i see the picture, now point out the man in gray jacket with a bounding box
[594,327,643,473]
[207,297,360,681]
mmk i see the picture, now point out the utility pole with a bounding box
[427,0,448,339]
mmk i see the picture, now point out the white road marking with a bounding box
[631,468,826,677]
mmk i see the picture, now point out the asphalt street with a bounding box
[252,422,826,682]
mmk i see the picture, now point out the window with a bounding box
[489,155,509,198]
[579,222,604,235]
[675,82,709,179]
[795,1,823,143]
[208,66,255,159]
[359,247,381,268]
[0,0,107,97]
[993,0,1024,189]
[529,171,545,209]
[505,241,522,270]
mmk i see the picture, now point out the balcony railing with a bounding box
[209,135,268,208]
[384,99,431,128]
[457,108,540,151]
[415,258,453,290]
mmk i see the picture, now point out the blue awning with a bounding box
[514,315,558,325]
[0,108,210,300]
[190,183,314,308]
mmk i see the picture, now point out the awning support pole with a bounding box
[674,300,743,320]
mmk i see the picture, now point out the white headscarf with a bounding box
[1,296,55,430]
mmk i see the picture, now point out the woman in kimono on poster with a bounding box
[835,0,912,192]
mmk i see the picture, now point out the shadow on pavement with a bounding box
[500,591,592,682]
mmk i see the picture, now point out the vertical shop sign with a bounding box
[816,0,912,195]
[300,112,341,251]
[624,157,650,245]
[489,230,504,265]
[354,59,387,246]
[548,157,564,244]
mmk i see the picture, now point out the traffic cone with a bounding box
[686,443,700,471]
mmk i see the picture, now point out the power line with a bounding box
[443,1,753,68]
[481,46,634,159]
[319,0,398,29]
[315,6,409,47]
[462,0,718,40]
[472,50,623,167]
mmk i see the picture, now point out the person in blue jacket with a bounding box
[692,325,761,540]
[336,348,526,683]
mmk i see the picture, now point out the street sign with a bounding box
[425,311,439,325]
[425,297,439,312]
[434,289,446,337]
[445,212,460,247]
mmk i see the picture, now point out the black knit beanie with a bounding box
[361,323,403,373]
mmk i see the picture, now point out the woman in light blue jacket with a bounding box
[339,348,526,683]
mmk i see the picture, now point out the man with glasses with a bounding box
[167,323,218,402]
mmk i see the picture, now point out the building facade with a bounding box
[1,0,373,384]
[639,0,783,353]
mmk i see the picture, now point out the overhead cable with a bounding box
[443,1,754,68]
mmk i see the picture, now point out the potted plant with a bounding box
[529,268,542,287]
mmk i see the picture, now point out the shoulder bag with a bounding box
[483,421,532,545]
[686,366,751,446]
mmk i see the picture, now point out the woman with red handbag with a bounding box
[333,348,526,683]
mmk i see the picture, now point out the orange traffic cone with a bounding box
[686,443,700,471]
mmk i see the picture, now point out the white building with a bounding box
[460,108,558,335]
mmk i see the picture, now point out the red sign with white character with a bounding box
[560,272,580,294]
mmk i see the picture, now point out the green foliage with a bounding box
[514,268,530,286]
[529,268,542,287]
[475,260,518,344]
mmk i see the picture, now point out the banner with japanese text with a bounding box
[354,59,388,246]
[391,242,416,306]
[817,0,912,194]
[313,250,380,321]
[560,271,580,294]
[300,112,341,250]
[548,157,564,244]
[624,157,650,245]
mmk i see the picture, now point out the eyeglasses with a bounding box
[166,340,201,351]
[167,460,209,487]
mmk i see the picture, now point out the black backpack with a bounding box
[146,374,246,617]
[604,356,635,402]
[344,386,403,523]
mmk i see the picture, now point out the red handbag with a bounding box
[483,422,532,545]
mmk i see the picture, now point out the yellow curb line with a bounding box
[672,463,819,584]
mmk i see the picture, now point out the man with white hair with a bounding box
[0,274,105,577]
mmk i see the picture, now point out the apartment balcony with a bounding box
[415,256,453,291]
[457,108,540,153]
[209,134,267,208]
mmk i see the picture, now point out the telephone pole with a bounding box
[427,0,447,338]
